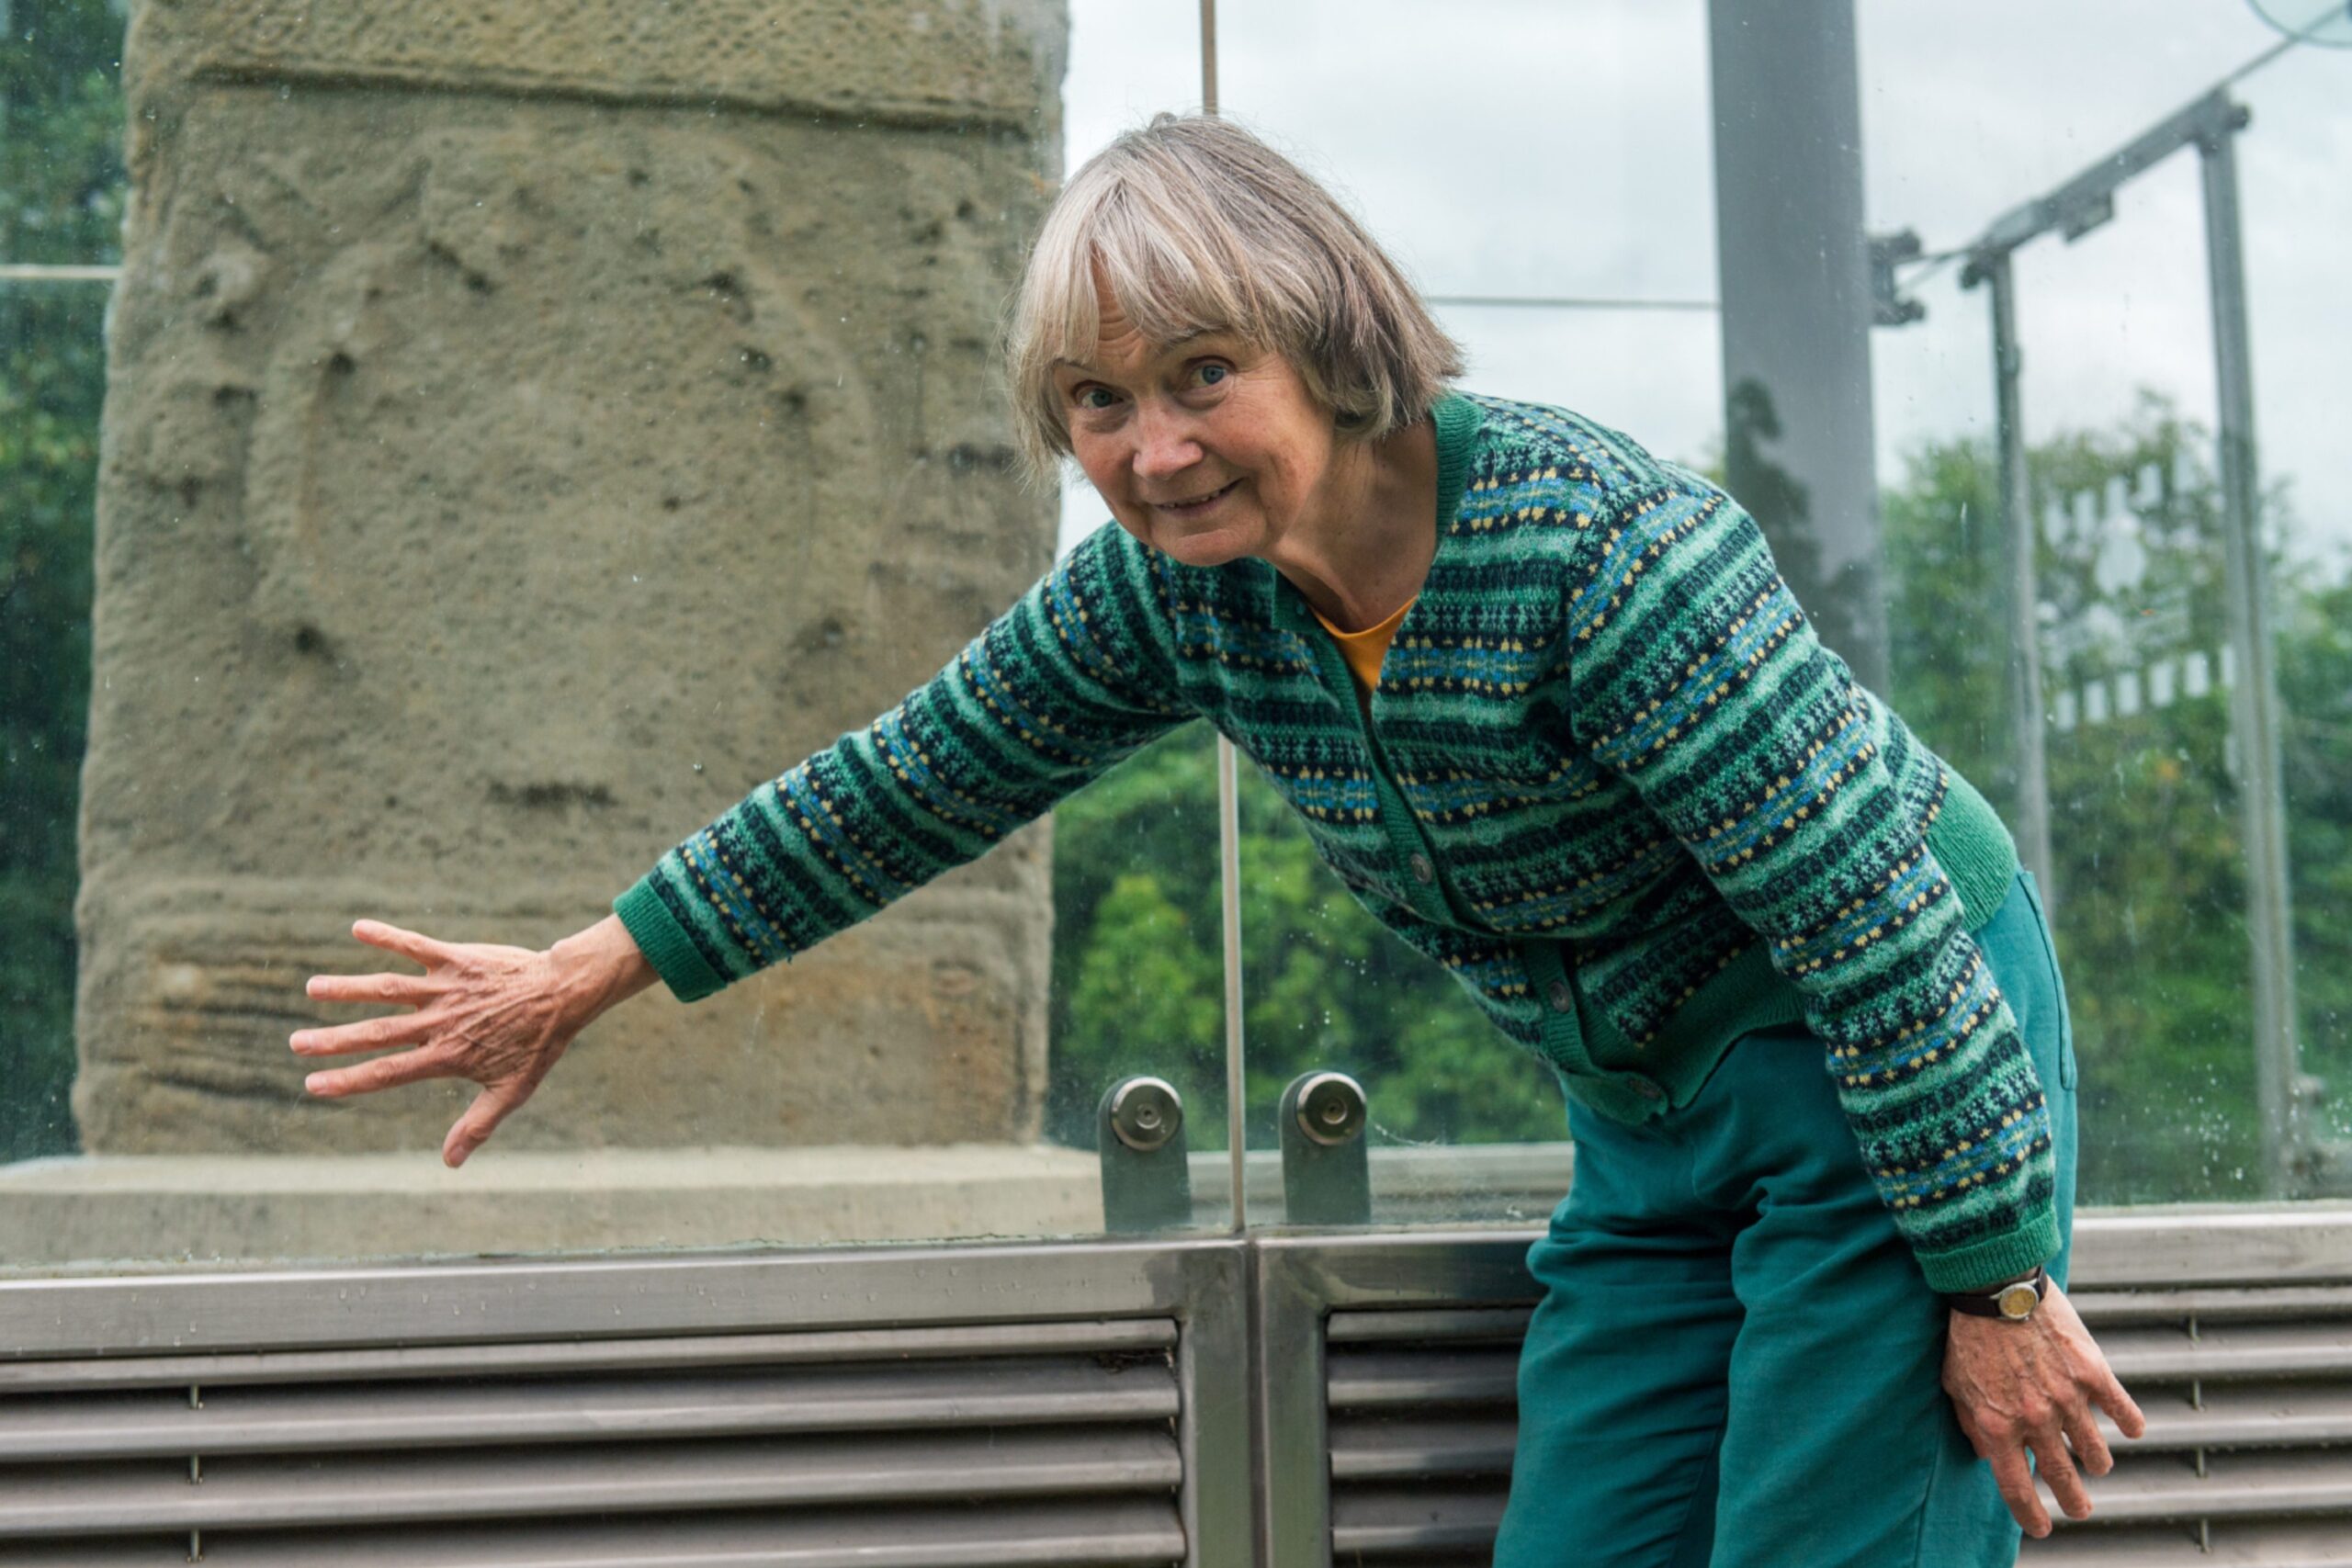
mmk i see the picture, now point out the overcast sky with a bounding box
[1054,1,2352,570]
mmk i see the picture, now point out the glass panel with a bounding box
[0,0,1246,1275]
[11,0,2350,1275]
[1207,0,1715,1224]
[1877,259,2269,1203]
[1158,0,2344,1229]
[1864,4,2352,1202]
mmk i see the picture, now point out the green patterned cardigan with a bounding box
[616,390,2056,1294]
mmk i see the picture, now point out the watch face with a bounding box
[1997,1283,2040,1320]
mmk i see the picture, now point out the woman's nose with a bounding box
[1130,406,1203,479]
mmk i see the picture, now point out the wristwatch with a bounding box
[1942,1264,2048,1322]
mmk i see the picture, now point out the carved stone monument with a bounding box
[75,0,1071,1159]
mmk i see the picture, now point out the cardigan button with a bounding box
[1409,852,1436,886]
[1545,978,1574,1013]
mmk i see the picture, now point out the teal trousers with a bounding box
[1492,869,2078,1568]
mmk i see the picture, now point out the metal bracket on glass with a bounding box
[1279,1071,1371,1227]
[1867,230,1927,327]
[1098,1076,1192,1233]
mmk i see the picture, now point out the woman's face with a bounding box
[1051,277,1339,569]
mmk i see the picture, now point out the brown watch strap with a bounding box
[1941,1264,2049,1318]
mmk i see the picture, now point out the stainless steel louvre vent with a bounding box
[2019,1285,2352,1566]
[6,1207,2344,1564]
[1316,1243,2352,1568]
[0,1317,1186,1567]
[1324,1305,1526,1562]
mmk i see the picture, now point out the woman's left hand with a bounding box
[1942,1280,2148,1538]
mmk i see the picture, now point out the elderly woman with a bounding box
[294,114,2143,1565]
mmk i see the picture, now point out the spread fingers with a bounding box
[2035,1429,2093,1522]
[306,971,439,1007]
[349,919,456,969]
[2069,1405,2118,1477]
[1991,1447,2052,1538]
[290,1011,435,1056]
[303,1046,452,1099]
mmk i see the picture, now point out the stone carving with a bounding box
[78,1,1069,1154]
[130,0,1066,128]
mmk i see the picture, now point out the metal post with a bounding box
[2198,106,2304,1197]
[1197,0,1218,116]
[1195,0,1247,1236]
[1218,735,1247,1231]
[1706,0,1891,691]
[1982,251,2057,906]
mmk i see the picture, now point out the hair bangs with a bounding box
[1002,113,1464,488]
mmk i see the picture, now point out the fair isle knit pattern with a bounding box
[616,391,2060,1292]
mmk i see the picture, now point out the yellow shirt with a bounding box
[1310,596,1415,692]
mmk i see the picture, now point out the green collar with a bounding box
[1429,388,1478,531]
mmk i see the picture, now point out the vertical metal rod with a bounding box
[1197,0,1246,1233]
[1198,0,1219,116]
[2199,108,2302,1198]
[1219,736,1246,1231]
[1984,251,2057,907]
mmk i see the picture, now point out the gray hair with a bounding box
[1003,113,1464,484]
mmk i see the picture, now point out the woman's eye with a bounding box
[1195,363,1228,387]
[1077,387,1116,410]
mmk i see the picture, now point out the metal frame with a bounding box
[1252,1230,1537,1564]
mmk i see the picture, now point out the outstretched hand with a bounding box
[1942,1279,2148,1538]
[292,918,638,1168]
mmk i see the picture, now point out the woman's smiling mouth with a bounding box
[1154,478,1242,514]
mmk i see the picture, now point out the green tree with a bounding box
[2,0,124,1160]
[2278,563,2352,1159]
[1046,721,1560,1157]
[1885,400,2352,1203]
